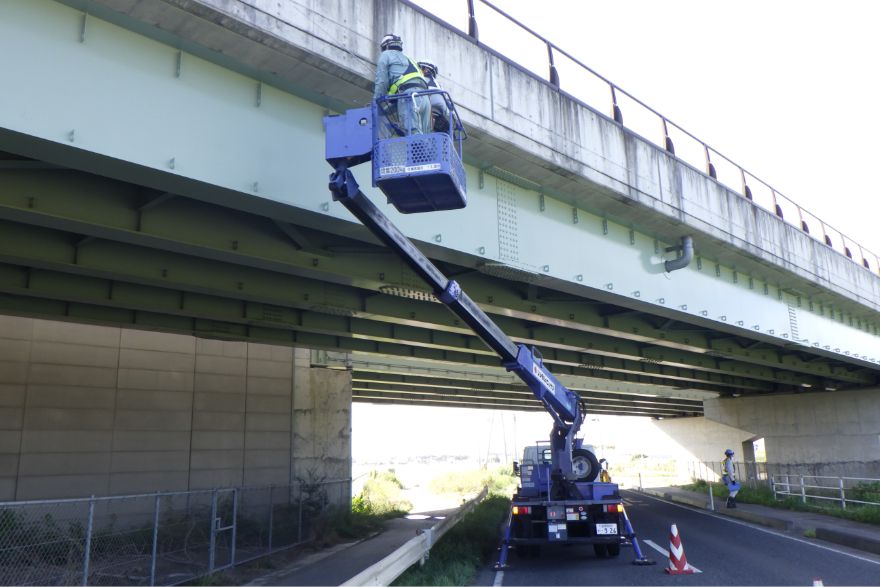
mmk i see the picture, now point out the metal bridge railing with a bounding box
[771,474,880,509]
[688,460,880,509]
[424,0,880,274]
[0,479,351,586]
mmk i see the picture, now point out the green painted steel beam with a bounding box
[0,169,868,386]
[0,195,868,390]
[352,392,691,418]
[0,267,737,397]
[351,372,705,411]
[0,250,777,394]
[352,384,694,417]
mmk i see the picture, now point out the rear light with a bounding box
[512,506,531,515]
[605,504,623,513]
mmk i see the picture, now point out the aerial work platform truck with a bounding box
[323,90,652,566]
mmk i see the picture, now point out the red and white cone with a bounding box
[664,524,695,575]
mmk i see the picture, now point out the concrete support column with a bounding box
[291,348,352,502]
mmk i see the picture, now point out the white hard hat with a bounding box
[380,34,403,51]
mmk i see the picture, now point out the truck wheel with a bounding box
[607,542,621,557]
[593,544,608,558]
[571,449,600,482]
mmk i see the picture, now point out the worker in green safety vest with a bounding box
[373,34,430,135]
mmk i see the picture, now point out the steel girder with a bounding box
[0,164,877,410]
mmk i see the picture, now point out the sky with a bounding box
[354,1,880,464]
[408,0,880,258]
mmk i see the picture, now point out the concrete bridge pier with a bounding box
[0,316,352,501]
[652,391,880,482]
[703,391,880,479]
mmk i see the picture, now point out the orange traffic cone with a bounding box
[664,524,695,575]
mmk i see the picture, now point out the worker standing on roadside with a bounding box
[373,34,430,135]
[722,448,740,508]
[418,60,450,132]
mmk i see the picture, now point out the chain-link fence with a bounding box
[0,479,351,586]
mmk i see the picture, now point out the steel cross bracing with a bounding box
[0,160,877,418]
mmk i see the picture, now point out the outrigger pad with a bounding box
[373,132,467,213]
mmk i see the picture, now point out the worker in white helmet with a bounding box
[373,34,430,135]
[418,60,450,132]
[722,448,741,508]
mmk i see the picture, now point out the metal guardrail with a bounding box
[0,479,350,586]
[426,0,880,274]
[341,487,489,587]
[772,474,880,509]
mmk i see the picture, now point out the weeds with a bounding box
[391,495,510,586]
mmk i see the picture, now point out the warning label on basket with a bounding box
[379,163,440,176]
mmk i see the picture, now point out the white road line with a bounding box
[492,570,504,587]
[636,491,880,566]
[642,539,702,573]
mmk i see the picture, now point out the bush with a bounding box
[852,481,880,504]
[353,470,412,516]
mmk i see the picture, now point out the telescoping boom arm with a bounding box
[325,100,585,479]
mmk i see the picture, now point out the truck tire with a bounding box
[607,542,621,557]
[571,449,600,482]
[593,544,608,558]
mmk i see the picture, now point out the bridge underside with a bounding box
[1,148,875,418]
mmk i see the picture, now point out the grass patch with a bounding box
[391,495,510,586]
[681,479,880,526]
[429,466,517,498]
[313,470,412,546]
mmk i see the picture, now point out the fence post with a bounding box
[231,488,238,566]
[298,490,303,543]
[268,485,274,553]
[208,489,218,572]
[708,483,715,511]
[150,493,160,586]
[839,478,846,509]
[638,472,643,492]
[82,496,95,587]
[800,476,806,504]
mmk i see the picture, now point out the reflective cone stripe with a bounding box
[664,524,694,575]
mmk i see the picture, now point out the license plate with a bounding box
[595,523,618,535]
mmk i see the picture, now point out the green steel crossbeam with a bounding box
[350,372,705,411]
[0,169,870,384]
[0,200,869,390]
[0,252,780,394]
[351,384,695,417]
[0,270,737,397]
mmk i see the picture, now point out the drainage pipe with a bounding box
[664,235,694,272]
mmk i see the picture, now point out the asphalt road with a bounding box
[474,490,880,586]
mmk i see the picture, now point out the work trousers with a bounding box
[398,87,430,135]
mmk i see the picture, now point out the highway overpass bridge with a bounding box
[0,0,878,499]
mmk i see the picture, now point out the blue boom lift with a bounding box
[324,90,652,565]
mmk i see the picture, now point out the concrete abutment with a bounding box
[0,315,352,501]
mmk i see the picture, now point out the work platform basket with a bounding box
[372,90,467,213]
